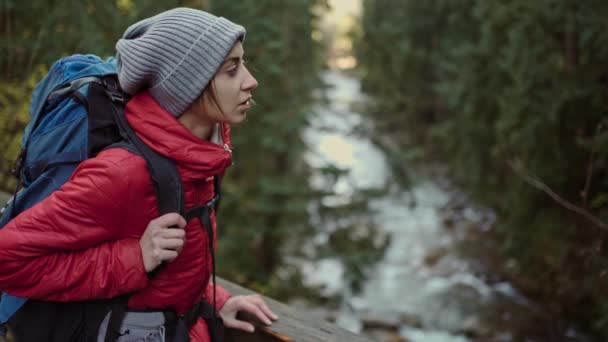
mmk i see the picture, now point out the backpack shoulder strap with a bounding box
[87,78,188,342]
[86,77,185,217]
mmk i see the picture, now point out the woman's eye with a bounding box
[226,59,245,76]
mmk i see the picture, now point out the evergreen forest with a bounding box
[356,0,608,339]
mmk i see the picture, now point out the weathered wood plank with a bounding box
[219,278,375,342]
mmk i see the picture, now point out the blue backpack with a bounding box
[0,54,124,326]
[0,54,223,341]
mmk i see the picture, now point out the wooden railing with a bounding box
[220,279,375,342]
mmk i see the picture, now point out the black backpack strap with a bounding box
[176,298,224,342]
[103,141,139,155]
[87,79,188,342]
[103,296,129,342]
[87,77,185,217]
[182,175,222,342]
[213,175,221,214]
[163,311,191,342]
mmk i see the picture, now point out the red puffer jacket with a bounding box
[0,91,233,341]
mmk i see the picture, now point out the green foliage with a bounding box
[1,0,194,81]
[357,0,608,337]
[0,67,47,191]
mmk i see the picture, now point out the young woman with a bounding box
[0,7,276,342]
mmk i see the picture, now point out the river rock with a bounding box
[423,247,448,267]
[460,316,491,339]
[365,328,410,342]
[398,313,423,329]
[358,310,423,331]
[359,312,400,330]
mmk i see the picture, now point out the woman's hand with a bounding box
[219,295,278,333]
[139,213,187,272]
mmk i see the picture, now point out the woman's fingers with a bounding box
[225,318,255,333]
[158,249,179,262]
[150,223,186,251]
[159,238,185,251]
[152,212,187,229]
[140,213,187,272]
[246,295,278,321]
[258,300,278,321]
[161,227,186,239]
[249,295,278,322]
[220,295,279,333]
[239,298,273,325]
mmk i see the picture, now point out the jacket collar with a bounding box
[124,91,232,181]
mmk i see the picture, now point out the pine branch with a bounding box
[581,121,605,206]
[5,0,12,79]
[508,159,608,232]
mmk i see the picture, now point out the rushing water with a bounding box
[300,70,550,342]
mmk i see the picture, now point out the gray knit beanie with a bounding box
[115,8,246,116]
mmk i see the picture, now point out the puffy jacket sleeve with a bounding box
[0,155,149,301]
[203,281,231,311]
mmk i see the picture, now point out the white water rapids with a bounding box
[300,70,536,342]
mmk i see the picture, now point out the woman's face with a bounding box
[198,41,258,125]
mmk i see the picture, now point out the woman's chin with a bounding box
[228,112,248,124]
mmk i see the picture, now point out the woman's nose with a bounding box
[242,66,258,91]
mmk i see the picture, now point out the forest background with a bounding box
[1,0,608,340]
[356,0,608,339]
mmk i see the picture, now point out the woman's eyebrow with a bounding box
[222,56,241,67]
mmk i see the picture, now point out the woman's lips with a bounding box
[239,97,253,109]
